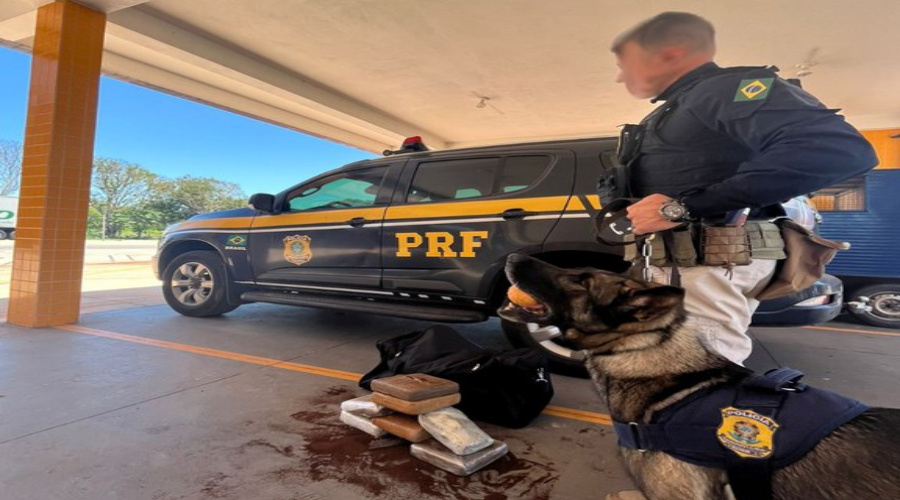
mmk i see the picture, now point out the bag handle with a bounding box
[776,218,850,250]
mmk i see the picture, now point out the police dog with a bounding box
[498,253,900,500]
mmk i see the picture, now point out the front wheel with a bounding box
[162,250,239,317]
[847,284,900,329]
[501,319,588,378]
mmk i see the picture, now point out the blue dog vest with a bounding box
[613,368,868,499]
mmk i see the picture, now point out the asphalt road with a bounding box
[0,239,158,265]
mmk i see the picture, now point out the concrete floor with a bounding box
[1,271,898,500]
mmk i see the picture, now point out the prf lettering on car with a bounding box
[395,231,489,257]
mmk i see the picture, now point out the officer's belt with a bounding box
[625,221,786,267]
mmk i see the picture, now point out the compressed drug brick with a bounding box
[370,374,459,401]
[417,407,492,455]
[340,394,392,418]
[340,410,386,438]
[410,439,508,476]
[371,391,461,415]
[372,414,431,443]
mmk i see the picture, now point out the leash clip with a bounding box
[640,236,655,282]
[628,422,648,453]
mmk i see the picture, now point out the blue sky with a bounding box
[0,46,375,197]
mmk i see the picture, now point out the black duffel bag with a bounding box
[359,325,554,429]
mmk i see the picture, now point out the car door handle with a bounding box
[348,217,367,228]
[501,208,535,220]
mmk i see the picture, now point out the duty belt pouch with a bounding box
[700,226,751,267]
[649,227,698,267]
[598,124,644,206]
[616,123,644,166]
[746,222,787,260]
[756,219,850,300]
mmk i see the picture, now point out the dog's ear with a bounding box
[624,286,684,322]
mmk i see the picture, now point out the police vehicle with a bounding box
[153,136,843,375]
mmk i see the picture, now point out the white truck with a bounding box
[0,196,17,240]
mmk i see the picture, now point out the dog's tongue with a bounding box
[507,285,542,309]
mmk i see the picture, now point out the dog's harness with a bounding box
[613,368,869,500]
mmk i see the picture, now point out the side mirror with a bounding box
[248,193,275,213]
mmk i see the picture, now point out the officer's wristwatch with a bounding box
[659,199,691,222]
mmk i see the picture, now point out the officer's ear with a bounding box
[657,45,689,64]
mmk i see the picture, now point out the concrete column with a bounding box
[7,1,106,327]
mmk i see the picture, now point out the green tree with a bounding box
[120,204,167,239]
[88,161,247,239]
[0,139,22,196]
[151,175,246,223]
[86,205,104,239]
[90,158,157,239]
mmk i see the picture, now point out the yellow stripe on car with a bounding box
[564,194,601,212]
[172,216,254,231]
[385,196,571,220]
[168,195,599,233]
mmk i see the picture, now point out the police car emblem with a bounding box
[283,235,313,265]
[717,406,779,459]
[734,78,773,102]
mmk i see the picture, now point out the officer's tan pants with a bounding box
[649,259,778,365]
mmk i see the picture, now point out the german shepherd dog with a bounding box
[498,253,900,500]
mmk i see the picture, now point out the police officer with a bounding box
[611,12,878,364]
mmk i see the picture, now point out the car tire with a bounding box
[0,230,7,241]
[162,250,239,317]
[8,230,13,240]
[847,284,900,330]
[501,319,589,378]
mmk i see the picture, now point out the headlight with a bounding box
[158,224,179,247]
[795,295,830,307]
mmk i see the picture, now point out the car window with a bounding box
[497,155,550,194]
[407,155,551,204]
[287,168,386,211]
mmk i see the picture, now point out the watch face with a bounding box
[661,203,686,220]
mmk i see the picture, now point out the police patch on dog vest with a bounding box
[612,368,868,471]
[717,407,779,459]
[734,78,773,101]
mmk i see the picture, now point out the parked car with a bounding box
[751,274,843,326]
[153,137,844,376]
[751,196,843,327]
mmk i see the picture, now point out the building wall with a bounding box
[861,128,899,170]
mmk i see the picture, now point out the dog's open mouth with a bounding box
[498,284,551,322]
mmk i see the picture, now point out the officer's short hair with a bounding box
[611,12,715,55]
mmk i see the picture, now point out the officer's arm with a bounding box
[681,80,878,217]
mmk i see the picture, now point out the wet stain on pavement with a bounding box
[258,385,562,499]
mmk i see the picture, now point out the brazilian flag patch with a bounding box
[226,234,247,247]
[734,78,774,102]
